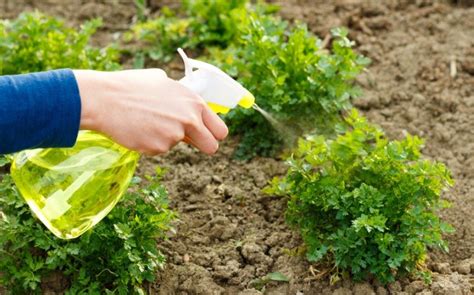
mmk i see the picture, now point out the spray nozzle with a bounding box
[177,48,255,114]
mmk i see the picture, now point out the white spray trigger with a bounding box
[177,48,193,78]
[177,48,255,113]
[178,48,239,85]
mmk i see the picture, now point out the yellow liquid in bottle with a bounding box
[11,131,139,239]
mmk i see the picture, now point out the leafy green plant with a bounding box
[0,168,177,294]
[212,21,369,159]
[124,8,192,64]
[0,156,9,168]
[134,0,149,22]
[181,0,253,47]
[0,12,120,75]
[265,110,454,284]
[124,0,277,63]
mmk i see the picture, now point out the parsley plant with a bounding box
[213,23,369,159]
[266,110,454,283]
[0,12,120,74]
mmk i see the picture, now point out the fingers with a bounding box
[185,123,219,155]
[202,106,229,140]
[182,92,227,154]
[184,104,228,154]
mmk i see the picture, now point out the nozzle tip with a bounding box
[238,92,255,109]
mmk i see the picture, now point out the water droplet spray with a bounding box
[252,103,299,146]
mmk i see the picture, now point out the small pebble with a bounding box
[212,175,223,184]
[183,254,190,263]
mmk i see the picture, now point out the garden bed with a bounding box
[1,0,473,294]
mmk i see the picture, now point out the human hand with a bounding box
[74,69,228,155]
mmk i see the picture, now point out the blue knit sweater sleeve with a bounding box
[0,69,81,154]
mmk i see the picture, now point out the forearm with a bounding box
[0,70,81,154]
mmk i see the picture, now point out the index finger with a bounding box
[202,106,229,141]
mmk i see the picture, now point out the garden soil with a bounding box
[1,0,473,294]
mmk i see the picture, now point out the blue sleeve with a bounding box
[0,69,81,154]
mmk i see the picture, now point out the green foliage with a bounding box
[212,22,369,159]
[0,169,177,294]
[125,0,276,63]
[266,110,454,283]
[0,156,9,167]
[125,10,192,64]
[181,0,254,47]
[0,12,120,75]
[134,0,149,22]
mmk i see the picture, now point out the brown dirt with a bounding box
[1,0,473,294]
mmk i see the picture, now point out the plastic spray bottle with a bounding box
[10,48,255,239]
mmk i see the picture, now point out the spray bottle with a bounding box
[10,48,255,239]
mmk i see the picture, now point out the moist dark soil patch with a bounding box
[1,1,472,294]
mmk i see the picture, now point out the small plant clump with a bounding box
[180,0,252,48]
[0,168,177,294]
[125,8,192,64]
[213,21,369,158]
[124,0,277,64]
[0,12,120,75]
[265,110,454,283]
